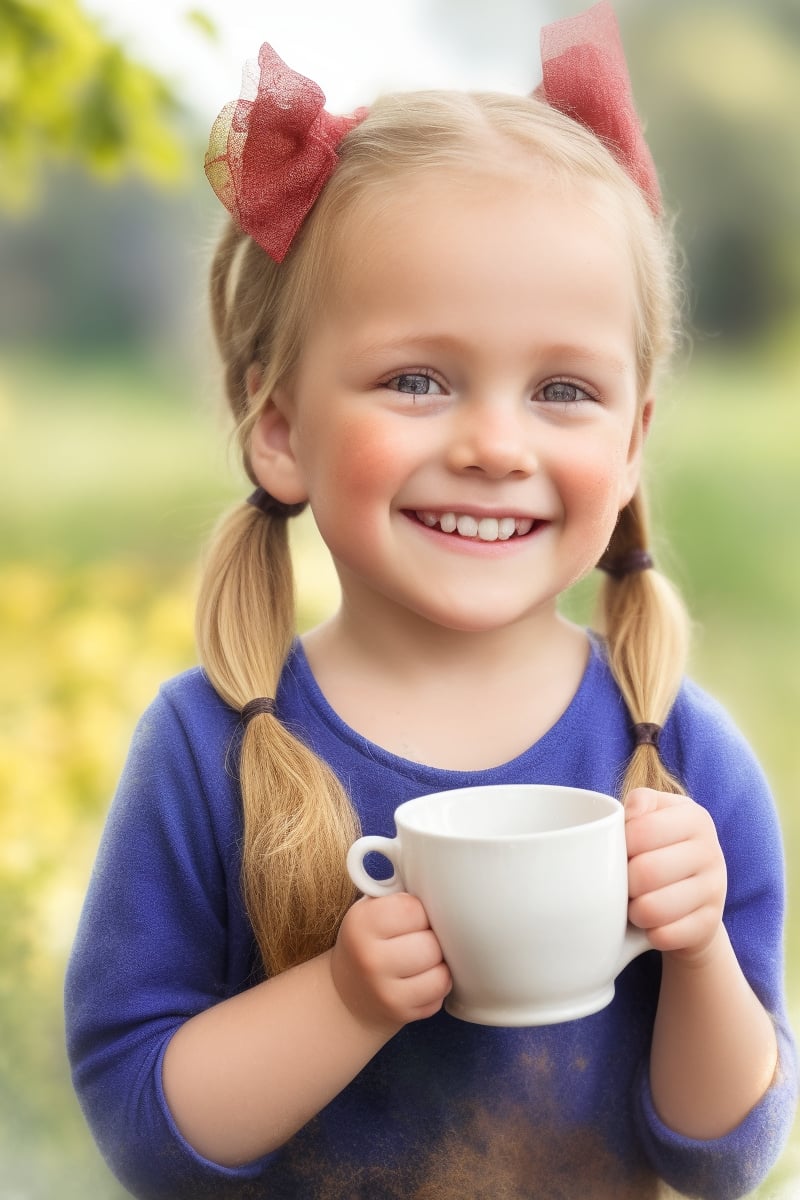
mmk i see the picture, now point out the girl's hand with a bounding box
[625,788,727,964]
[330,893,452,1032]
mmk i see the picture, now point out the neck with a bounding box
[312,578,567,668]
[301,593,590,771]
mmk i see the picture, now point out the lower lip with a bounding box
[404,512,547,555]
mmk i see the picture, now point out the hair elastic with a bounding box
[241,697,277,724]
[597,548,654,580]
[247,487,307,519]
[633,722,661,749]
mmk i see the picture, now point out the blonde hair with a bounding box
[197,90,690,977]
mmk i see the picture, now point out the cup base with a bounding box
[444,984,615,1027]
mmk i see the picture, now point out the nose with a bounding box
[446,396,539,479]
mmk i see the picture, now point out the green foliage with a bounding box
[185,7,219,42]
[0,0,187,209]
[0,554,191,1199]
[624,0,800,341]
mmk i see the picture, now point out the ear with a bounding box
[619,395,654,509]
[249,383,309,506]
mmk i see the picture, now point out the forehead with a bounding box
[310,169,638,359]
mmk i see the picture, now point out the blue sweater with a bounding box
[65,638,797,1199]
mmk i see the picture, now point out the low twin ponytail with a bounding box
[597,491,691,801]
[195,502,360,978]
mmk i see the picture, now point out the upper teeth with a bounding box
[416,511,534,542]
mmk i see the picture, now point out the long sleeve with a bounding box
[65,650,797,1200]
[64,675,277,1199]
[632,680,798,1199]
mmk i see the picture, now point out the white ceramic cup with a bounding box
[346,783,651,1026]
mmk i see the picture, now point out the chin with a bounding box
[414,603,548,636]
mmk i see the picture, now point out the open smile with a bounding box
[412,510,543,543]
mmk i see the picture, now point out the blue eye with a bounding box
[540,381,593,405]
[387,372,444,396]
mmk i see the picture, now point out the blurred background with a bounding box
[1,0,798,1195]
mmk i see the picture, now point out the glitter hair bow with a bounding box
[536,0,661,215]
[205,1,660,263]
[204,44,366,262]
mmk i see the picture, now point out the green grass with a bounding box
[2,346,798,1196]
[0,352,244,564]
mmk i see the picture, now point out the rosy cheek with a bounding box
[563,447,622,497]
[326,414,404,497]
[560,448,629,532]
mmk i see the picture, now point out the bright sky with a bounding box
[82,0,556,123]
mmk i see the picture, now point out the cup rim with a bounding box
[392,783,621,842]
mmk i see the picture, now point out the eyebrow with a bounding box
[351,333,630,375]
[539,343,630,375]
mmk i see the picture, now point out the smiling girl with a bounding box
[65,4,797,1197]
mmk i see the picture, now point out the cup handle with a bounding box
[346,835,405,898]
[615,924,652,975]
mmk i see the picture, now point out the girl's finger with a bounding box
[393,930,447,980]
[628,874,719,933]
[628,838,717,898]
[625,799,715,857]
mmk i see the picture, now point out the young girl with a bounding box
[65,4,797,1197]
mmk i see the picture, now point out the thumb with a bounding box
[624,787,661,821]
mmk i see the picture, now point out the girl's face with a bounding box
[253,171,649,637]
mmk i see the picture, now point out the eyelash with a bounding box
[379,371,599,406]
[381,369,446,398]
[538,379,598,407]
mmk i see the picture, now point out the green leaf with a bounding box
[0,0,189,209]
[185,8,219,42]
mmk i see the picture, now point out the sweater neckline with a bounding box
[283,632,607,789]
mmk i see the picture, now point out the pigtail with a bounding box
[197,221,359,977]
[195,503,359,977]
[596,490,691,800]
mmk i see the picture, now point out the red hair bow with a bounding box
[536,0,661,215]
[205,3,659,263]
[205,44,365,262]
